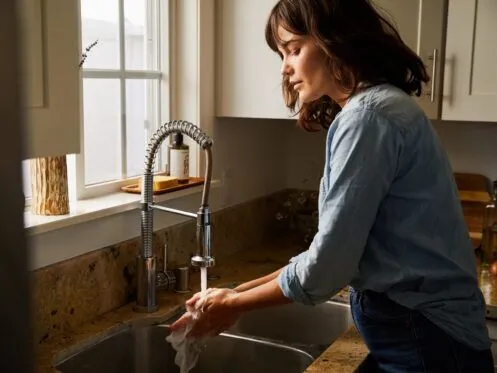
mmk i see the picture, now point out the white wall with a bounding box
[433,121,497,181]
[284,126,327,190]
[212,117,289,207]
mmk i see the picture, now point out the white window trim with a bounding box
[72,0,172,200]
[170,0,215,179]
[24,195,32,209]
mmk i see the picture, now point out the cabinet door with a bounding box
[19,0,44,109]
[373,0,446,120]
[442,0,497,122]
[19,0,81,159]
[216,0,292,119]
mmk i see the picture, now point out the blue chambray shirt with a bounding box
[278,83,491,350]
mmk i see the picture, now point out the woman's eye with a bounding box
[290,48,301,56]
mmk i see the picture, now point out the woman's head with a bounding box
[265,0,429,130]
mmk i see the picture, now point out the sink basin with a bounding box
[55,300,352,373]
[55,324,313,373]
[229,300,353,357]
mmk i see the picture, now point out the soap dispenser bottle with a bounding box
[169,132,189,184]
[482,180,497,264]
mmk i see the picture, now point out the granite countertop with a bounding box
[36,238,497,373]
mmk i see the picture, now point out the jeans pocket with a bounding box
[359,290,411,323]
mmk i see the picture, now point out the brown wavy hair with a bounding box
[265,0,429,131]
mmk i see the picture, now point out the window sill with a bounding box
[25,183,214,235]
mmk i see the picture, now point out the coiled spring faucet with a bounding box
[135,120,214,313]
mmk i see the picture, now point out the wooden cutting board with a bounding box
[121,177,204,195]
[454,172,492,203]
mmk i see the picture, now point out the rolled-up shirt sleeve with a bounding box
[289,251,308,263]
[278,108,402,305]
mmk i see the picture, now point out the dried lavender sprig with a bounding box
[79,39,99,68]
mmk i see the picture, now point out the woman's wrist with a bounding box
[233,284,244,293]
[225,289,259,313]
[225,291,246,312]
[225,279,290,313]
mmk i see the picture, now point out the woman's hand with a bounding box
[169,278,291,339]
[170,288,241,338]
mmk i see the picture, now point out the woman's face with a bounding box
[277,25,346,106]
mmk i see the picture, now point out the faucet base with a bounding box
[135,256,158,313]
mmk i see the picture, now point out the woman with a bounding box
[171,0,493,371]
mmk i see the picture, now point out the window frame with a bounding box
[71,0,171,200]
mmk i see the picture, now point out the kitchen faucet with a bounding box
[134,120,215,313]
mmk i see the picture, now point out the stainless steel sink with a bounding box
[55,300,352,373]
[55,324,313,373]
[229,300,353,357]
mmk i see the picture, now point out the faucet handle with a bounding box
[156,269,176,290]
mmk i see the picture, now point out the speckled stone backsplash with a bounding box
[274,189,319,245]
[31,190,297,345]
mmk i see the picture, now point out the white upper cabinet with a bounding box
[216,0,291,119]
[19,0,81,159]
[442,0,497,122]
[215,0,446,120]
[373,0,446,120]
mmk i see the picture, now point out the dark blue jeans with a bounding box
[350,289,494,373]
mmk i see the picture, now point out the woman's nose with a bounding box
[280,58,293,77]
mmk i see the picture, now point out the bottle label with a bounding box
[170,149,189,180]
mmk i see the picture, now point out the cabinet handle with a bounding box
[428,49,438,103]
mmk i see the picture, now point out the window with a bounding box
[76,0,170,199]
